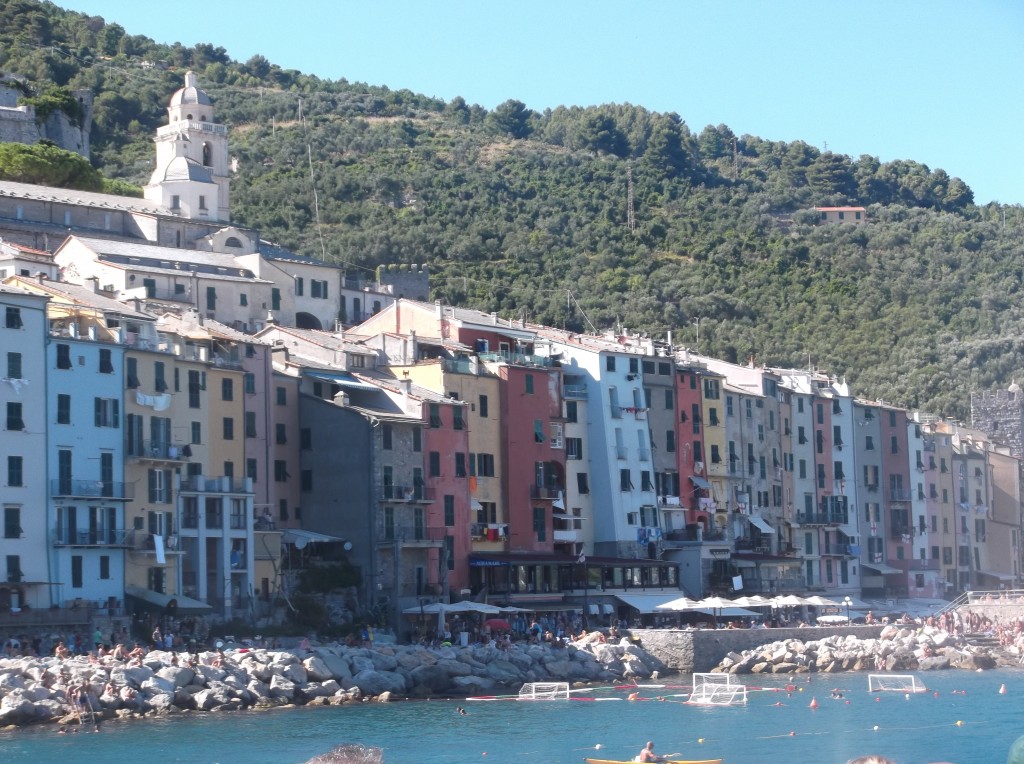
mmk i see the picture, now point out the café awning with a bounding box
[689,475,711,490]
[745,515,776,534]
[862,561,902,575]
[125,586,212,614]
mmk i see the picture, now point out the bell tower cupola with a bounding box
[144,71,230,222]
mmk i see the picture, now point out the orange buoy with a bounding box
[809,697,819,710]
[999,684,1007,695]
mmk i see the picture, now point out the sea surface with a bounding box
[2,668,1022,764]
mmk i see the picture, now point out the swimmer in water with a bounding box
[456,706,467,716]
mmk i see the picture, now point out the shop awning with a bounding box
[689,475,711,490]
[862,562,903,575]
[745,515,776,534]
[125,586,212,614]
[614,593,680,614]
[977,569,1016,582]
[282,529,346,549]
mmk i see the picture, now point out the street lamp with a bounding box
[843,596,852,623]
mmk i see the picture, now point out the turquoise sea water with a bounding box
[2,668,1022,764]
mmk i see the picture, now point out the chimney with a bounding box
[490,312,498,325]
[435,299,442,318]
[86,275,99,293]
[400,377,412,396]
[36,272,47,284]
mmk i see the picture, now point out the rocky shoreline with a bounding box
[713,624,1015,675]
[0,633,667,729]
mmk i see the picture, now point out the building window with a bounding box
[301,470,313,491]
[246,459,258,482]
[56,343,72,370]
[565,400,577,423]
[300,428,312,450]
[126,357,140,389]
[533,506,546,541]
[310,279,329,299]
[453,408,465,430]
[479,394,489,418]
[7,456,22,487]
[525,374,534,394]
[275,423,287,444]
[476,453,495,476]
[534,420,544,443]
[577,473,589,494]
[94,397,120,428]
[98,348,114,374]
[223,417,234,440]
[239,293,248,306]
[244,373,256,394]
[206,286,217,311]
[274,461,288,482]
[271,288,281,311]
[566,438,583,460]
[444,495,455,527]
[57,394,71,424]
[666,430,676,453]
[412,428,422,452]
[429,451,441,477]
[199,195,207,210]
[171,195,180,210]
[620,469,633,491]
[276,386,286,405]
[6,402,24,431]
[245,411,256,438]
[5,307,23,329]
[4,352,20,380]
[429,403,442,427]
[222,378,233,401]
[606,356,616,372]
[4,507,20,538]
[382,424,393,450]
[455,452,467,477]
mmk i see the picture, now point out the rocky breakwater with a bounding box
[0,634,667,729]
[713,624,1006,676]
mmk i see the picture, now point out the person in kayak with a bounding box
[637,741,663,762]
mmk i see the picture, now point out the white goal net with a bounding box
[868,674,926,693]
[518,682,570,700]
[686,673,748,706]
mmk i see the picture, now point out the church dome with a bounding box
[169,71,212,108]
[151,156,214,184]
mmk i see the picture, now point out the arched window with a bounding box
[202,143,212,167]
[224,237,242,248]
[186,114,193,120]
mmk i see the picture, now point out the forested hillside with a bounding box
[1,0,1022,419]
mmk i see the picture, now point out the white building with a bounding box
[0,285,49,608]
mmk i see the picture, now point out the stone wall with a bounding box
[971,389,1024,458]
[630,625,886,673]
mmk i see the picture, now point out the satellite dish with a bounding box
[343,541,353,552]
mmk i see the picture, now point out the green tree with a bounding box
[487,99,533,139]
[0,141,103,190]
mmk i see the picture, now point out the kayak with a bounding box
[583,759,723,764]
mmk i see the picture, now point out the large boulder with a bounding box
[351,669,406,696]
[141,675,176,695]
[451,675,496,694]
[317,652,353,683]
[484,660,522,685]
[409,664,453,694]
[280,662,308,685]
[157,665,195,688]
[303,655,333,682]
[269,674,296,700]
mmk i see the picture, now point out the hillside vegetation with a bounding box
[1,0,1022,419]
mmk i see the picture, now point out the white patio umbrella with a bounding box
[803,595,841,608]
[771,594,809,608]
[655,595,701,611]
[445,600,502,614]
[731,595,772,608]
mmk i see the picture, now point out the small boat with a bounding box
[583,758,723,764]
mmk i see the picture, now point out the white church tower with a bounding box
[144,71,230,222]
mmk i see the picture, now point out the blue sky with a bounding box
[61,1,1022,205]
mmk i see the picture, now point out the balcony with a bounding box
[53,528,131,547]
[441,358,475,375]
[530,484,563,500]
[821,544,859,557]
[128,532,184,555]
[376,521,446,546]
[796,511,848,526]
[127,440,188,462]
[379,484,433,502]
[50,479,133,500]
[562,384,588,399]
[179,476,252,494]
[479,351,552,368]
[553,529,580,543]
[890,489,913,503]
[891,525,914,540]
[622,406,647,420]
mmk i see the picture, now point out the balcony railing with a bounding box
[53,528,131,547]
[530,484,563,500]
[376,521,447,544]
[891,525,914,540]
[796,511,848,526]
[179,476,252,493]
[479,351,553,368]
[380,484,433,502]
[553,529,579,542]
[50,479,133,499]
[127,440,187,461]
[562,384,587,399]
[890,489,913,502]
